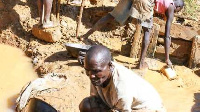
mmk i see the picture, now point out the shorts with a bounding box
[110,0,154,28]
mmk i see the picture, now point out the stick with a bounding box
[76,0,85,38]
[42,4,44,24]
[56,0,61,22]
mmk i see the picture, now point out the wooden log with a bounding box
[130,23,142,58]
[76,0,85,37]
[147,23,160,58]
[189,35,200,68]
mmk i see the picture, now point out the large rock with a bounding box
[16,73,67,111]
[189,35,200,68]
[32,25,62,43]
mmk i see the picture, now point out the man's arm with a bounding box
[164,4,175,66]
[165,4,175,38]
[90,83,99,96]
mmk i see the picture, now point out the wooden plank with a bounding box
[130,23,142,58]
[147,23,160,58]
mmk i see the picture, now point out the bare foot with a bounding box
[165,59,172,68]
[138,62,149,70]
[42,21,55,29]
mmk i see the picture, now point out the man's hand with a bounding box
[78,51,87,65]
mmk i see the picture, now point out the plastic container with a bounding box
[160,65,177,80]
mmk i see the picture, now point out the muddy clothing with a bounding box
[154,0,175,20]
[154,0,174,15]
[90,62,165,112]
[110,0,154,28]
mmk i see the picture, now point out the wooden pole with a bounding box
[147,23,160,58]
[130,23,142,58]
[56,0,61,22]
[76,0,85,38]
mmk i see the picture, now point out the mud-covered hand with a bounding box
[78,50,87,65]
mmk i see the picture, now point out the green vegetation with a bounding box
[182,0,200,20]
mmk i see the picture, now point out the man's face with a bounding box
[84,59,111,86]
[174,6,183,12]
[174,1,183,12]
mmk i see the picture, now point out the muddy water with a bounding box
[145,69,200,112]
[0,44,38,112]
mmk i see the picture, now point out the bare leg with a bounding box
[81,13,115,39]
[37,0,43,25]
[138,27,151,69]
[43,0,54,28]
[164,36,172,67]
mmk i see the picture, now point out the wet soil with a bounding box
[0,0,200,112]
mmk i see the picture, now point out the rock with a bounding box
[157,37,164,45]
[71,0,82,5]
[89,0,103,5]
[61,20,67,27]
[33,58,39,65]
[16,73,67,111]
[32,25,62,43]
[189,35,200,68]
[25,48,33,57]
[198,30,200,35]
